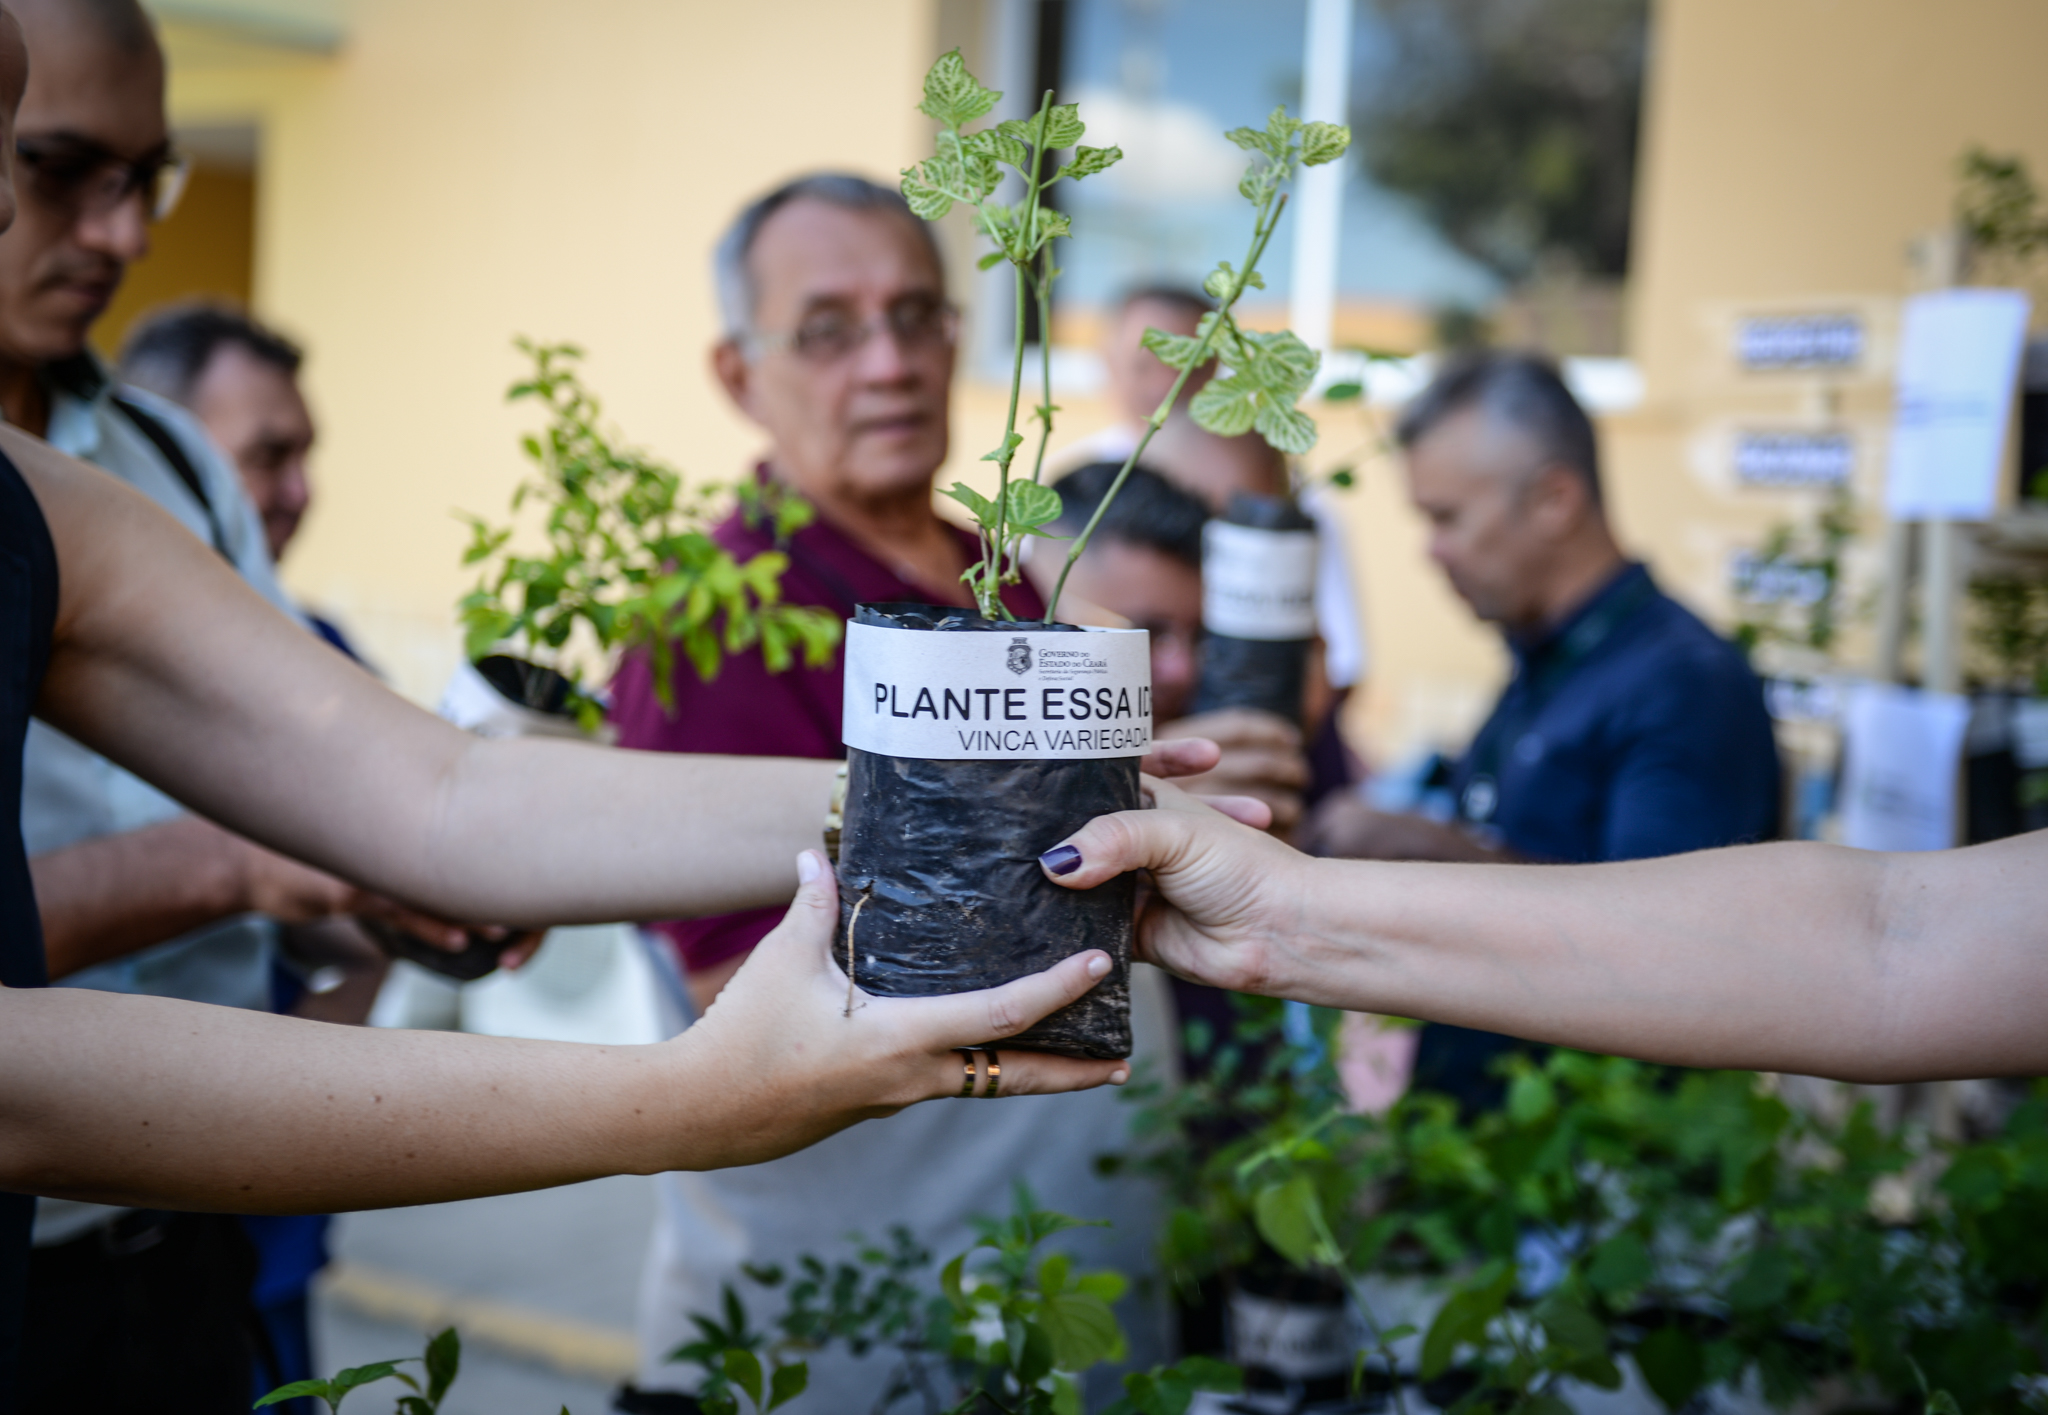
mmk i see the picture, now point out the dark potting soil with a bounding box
[474,653,576,717]
[835,603,1142,1061]
[1191,494,1315,726]
[359,915,514,983]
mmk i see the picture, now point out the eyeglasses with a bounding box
[14,136,193,223]
[748,295,959,364]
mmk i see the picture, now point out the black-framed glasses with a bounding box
[748,294,959,364]
[14,135,192,223]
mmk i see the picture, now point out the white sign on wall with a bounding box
[1885,289,2032,520]
[1733,429,1855,488]
[1736,313,1865,371]
[1839,682,1970,851]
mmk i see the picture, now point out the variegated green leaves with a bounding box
[1144,316,1323,455]
[1227,104,1352,205]
[902,51,1125,618]
[1130,106,1356,460]
[901,51,1121,275]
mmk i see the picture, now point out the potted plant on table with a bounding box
[831,52,1349,1059]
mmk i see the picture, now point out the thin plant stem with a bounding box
[1030,250,1056,487]
[979,87,1056,620]
[1307,1199,1411,1415]
[1003,253,1058,592]
[1047,191,1289,620]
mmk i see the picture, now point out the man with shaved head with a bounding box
[1303,351,1779,1109]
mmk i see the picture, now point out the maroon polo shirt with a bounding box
[609,486,1046,974]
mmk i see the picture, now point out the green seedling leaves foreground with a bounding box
[459,340,840,730]
[1043,100,1350,619]
[1116,992,2048,1414]
[672,1191,1250,1415]
[902,50,1347,621]
[256,1327,460,1415]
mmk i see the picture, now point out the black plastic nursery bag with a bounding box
[1191,494,1319,726]
[834,603,1152,1059]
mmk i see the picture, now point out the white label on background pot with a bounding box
[1227,1289,1358,1380]
[842,620,1152,761]
[1203,522,1319,640]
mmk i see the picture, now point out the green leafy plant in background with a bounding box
[1116,998,2048,1412]
[671,1193,1243,1414]
[1958,147,2048,263]
[898,50,1349,621]
[1967,575,2048,694]
[458,339,841,730]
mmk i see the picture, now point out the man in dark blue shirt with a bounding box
[1305,352,1780,1107]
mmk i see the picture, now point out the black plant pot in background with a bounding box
[364,653,588,981]
[1192,493,1320,727]
[1227,1262,1366,1406]
[474,653,577,717]
[834,603,1152,1060]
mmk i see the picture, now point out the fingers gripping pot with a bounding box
[1192,494,1319,726]
[836,603,1152,1059]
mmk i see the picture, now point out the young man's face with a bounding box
[189,343,316,562]
[1106,296,1202,426]
[0,2,167,365]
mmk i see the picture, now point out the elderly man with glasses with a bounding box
[608,173,1173,1412]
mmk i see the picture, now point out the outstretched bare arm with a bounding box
[0,855,1127,1210]
[1043,782,2048,1083]
[19,428,834,925]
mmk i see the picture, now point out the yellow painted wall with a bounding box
[92,164,255,358]
[1596,0,2048,691]
[165,0,942,700]
[156,0,2048,760]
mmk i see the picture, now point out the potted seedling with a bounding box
[380,340,840,981]
[830,52,1348,1058]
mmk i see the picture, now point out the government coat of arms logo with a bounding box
[1006,637,1032,676]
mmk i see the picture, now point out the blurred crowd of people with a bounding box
[6,1,1784,1411]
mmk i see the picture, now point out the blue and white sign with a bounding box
[1886,289,2032,520]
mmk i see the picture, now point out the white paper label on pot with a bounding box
[1227,1290,1358,1380]
[842,620,1152,760]
[1203,522,1319,641]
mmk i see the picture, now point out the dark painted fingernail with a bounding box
[1040,844,1083,876]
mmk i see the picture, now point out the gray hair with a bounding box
[712,172,942,338]
[1394,350,1602,507]
[118,302,303,407]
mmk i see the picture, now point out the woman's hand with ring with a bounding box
[667,851,1126,1169]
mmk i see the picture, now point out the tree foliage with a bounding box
[1356,0,1648,281]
